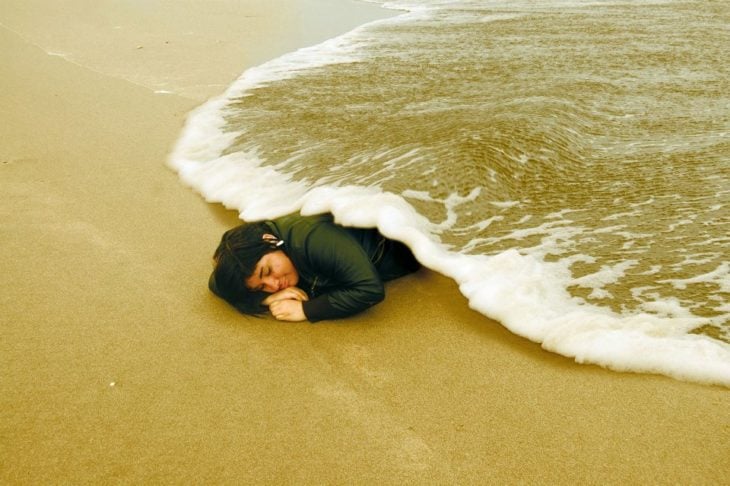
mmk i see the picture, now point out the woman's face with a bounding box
[245,250,299,293]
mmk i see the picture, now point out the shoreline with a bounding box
[0,0,398,101]
[1,1,728,483]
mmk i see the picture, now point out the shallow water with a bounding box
[170,0,730,385]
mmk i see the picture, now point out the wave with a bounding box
[169,0,730,386]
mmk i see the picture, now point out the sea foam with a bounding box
[169,0,730,387]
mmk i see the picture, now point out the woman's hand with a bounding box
[263,287,308,321]
[269,299,307,322]
[261,287,309,306]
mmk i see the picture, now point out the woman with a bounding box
[209,213,420,322]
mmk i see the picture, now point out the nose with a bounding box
[262,276,280,293]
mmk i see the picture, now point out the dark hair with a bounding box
[208,222,279,315]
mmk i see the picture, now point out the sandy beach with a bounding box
[1,0,728,483]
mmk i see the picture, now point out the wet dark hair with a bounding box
[208,222,280,315]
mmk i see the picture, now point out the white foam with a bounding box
[640,298,697,319]
[168,0,412,203]
[602,210,640,221]
[659,263,730,293]
[490,200,521,209]
[168,0,730,387]
[571,260,639,300]
[178,154,730,386]
[637,265,662,276]
[545,208,583,220]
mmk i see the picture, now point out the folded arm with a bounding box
[298,223,385,322]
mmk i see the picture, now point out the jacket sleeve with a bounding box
[299,222,385,322]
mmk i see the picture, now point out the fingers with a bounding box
[270,302,285,320]
[264,287,308,305]
[270,301,292,320]
[287,287,309,301]
[269,300,286,319]
[269,299,306,322]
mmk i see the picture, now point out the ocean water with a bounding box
[169,0,730,386]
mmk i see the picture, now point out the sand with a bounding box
[1,1,728,483]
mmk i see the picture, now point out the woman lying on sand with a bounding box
[209,213,421,322]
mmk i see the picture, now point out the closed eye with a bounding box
[249,266,271,292]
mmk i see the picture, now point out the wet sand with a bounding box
[1,1,728,483]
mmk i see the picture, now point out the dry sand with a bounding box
[1,1,728,484]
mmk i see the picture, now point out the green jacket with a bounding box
[265,214,419,322]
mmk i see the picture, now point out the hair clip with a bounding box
[263,234,284,248]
